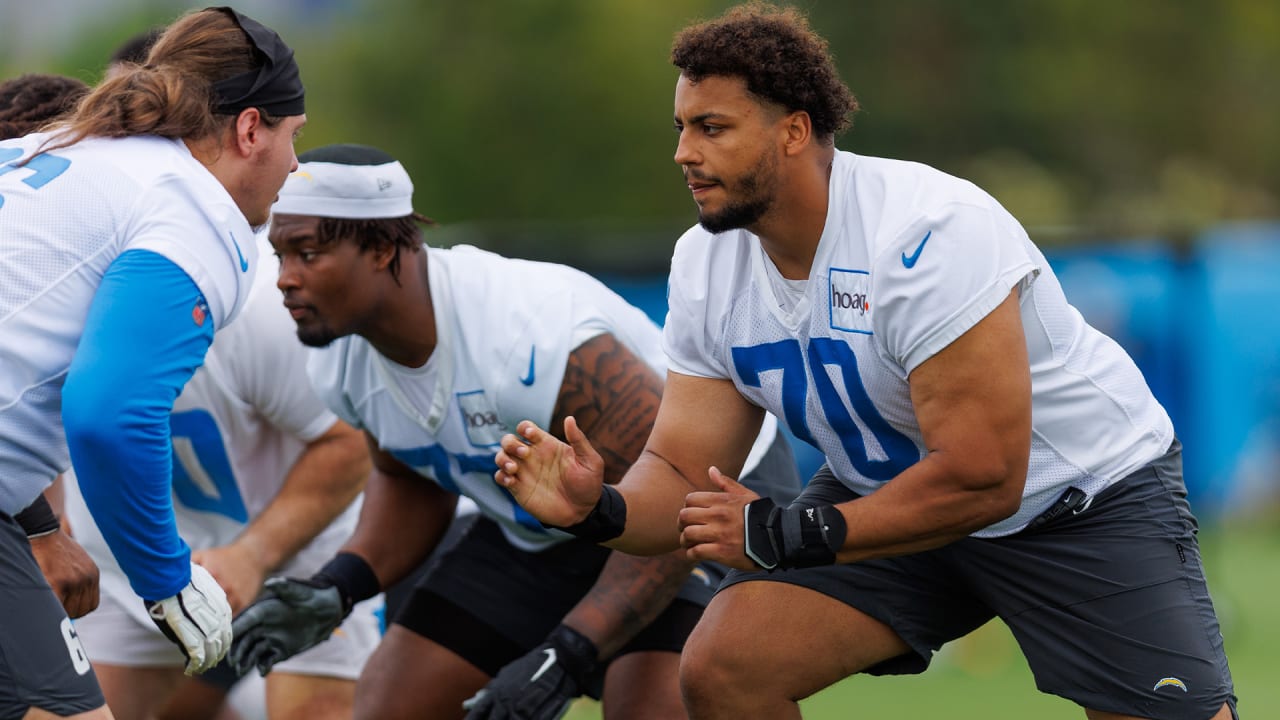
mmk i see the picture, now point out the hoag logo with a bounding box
[457,389,503,448]
[832,290,869,315]
[829,267,872,335]
[466,410,500,428]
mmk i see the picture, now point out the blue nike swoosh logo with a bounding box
[229,232,249,272]
[519,347,536,386]
[901,231,932,269]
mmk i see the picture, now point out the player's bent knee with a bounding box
[679,623,764,709]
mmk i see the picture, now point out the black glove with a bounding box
[230,552,379,677]
[229,576,346,677]
[462,624,602,720]
[744,497,847,570]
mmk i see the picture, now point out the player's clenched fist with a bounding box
[145,562,232,676]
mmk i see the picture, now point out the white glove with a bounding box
[145,562,233,676]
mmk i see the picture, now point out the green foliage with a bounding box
[4,0,1278,264]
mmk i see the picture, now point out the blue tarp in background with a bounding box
[600,223,1280,518]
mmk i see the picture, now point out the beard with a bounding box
[296,323,338,348]
[698,195,772,234]
[695,149,778,234]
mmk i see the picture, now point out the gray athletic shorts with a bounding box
[721,439,1237,720]
[0,512,105,720]
[397,427,800,688]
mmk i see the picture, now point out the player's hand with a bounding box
[193,544,266,615]
[145,562,233,676]
[494,417,606,528]
[678,467,762,570]
[462,624,602,720]
[229,576,345,677]
[29,529,100,618]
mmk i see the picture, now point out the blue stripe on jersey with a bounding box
[63,250,215,601]
[389,444,545,532]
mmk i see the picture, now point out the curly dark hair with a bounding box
[671,2,858,143]
[0,73,90,140]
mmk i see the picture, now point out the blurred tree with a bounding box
[3,0,1276,266]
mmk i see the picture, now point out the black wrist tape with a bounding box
[547,624,601,691]
[314,552,380,614]
[15,494,59,537]
[546,485,627,543]
[744,499,847,571]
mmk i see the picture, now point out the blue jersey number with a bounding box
[732,338,918,481]
[391,443,545,532]
[0,148,71,209]
[169,409,249,522]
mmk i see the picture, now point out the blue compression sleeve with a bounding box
[63,250,216,602]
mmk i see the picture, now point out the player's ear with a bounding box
[372,241,398,272]
[232,108,263,158]
[781,110,812,157]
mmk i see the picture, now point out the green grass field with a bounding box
[567,520,1278,718]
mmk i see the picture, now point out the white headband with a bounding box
[272,159,414,219]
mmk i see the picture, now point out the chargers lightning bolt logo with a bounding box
[519,347,536,386]
[229,231,249,272]
[1153,677,1188,692]
[901,231,932,269]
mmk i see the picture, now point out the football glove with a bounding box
[462,624,602,720]
[145,562,233,676]
[229,576,345,677]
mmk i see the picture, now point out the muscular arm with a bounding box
[679,290,1032,570]
[339,432,457,589]
[548,333,700,654]
[613,372,764,555]
[496,336,765,556]
[831,290,1031,561]
[196,420,370,612]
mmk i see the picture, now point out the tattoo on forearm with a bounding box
[579,551,693,656]
[552,333,663,484]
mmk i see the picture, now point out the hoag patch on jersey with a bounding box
[456,389,503,448]
[829,267,872,335]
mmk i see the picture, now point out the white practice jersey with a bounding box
[64,233,358,625]
[663,151,1174,537]
[0,133,257,514]
[309,244,777,553]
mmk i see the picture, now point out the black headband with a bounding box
[208,7,305,117]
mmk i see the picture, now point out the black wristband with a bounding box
[15,494,59,538]
[547,624,601,694]
[744,498,847,571]
[313,552,380,614]
[545,485,627,543]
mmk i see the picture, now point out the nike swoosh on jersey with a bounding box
[529,647,557,683]
[229,231,249,272]
[519,347,536,386]
[901,231,932,269]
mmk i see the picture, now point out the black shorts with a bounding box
[721,440,1237,720]
[393,513,706,692]
[0,512,105,720]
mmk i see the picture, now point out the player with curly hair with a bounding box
[495,4,1237,719]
